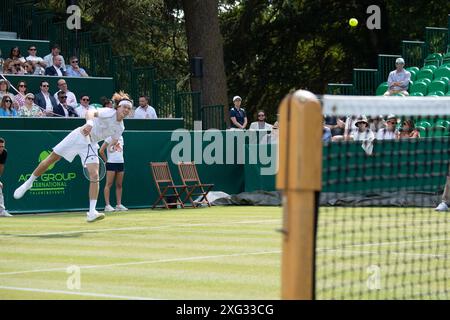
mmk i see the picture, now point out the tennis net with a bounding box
[316,95,450,299]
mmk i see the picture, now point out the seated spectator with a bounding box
[14,81,28,108]
[34,80,58,116]
[9,46,26,64]
[384,58,411,96]
[323,117,332,143]
[66,56,89,77]
[0,79,18,110]
[53,79,77,108]
[230,95,247,129]
[0,96,18,117]
[268,121,279,144]
[325,115,345,136]
[4,59,25,75]
[249,110,272,144]
[134,96,157,119]
[349,116,375,155]
[75,94,96,118]
[25,45,47,75]
[18,93,43,117]
[45,55,66,76]
[332,115,359,141]
[53,91,78,117]
[397,119,420,139]
[101,97,113,108]
[23,61,35,75]
[2,59,13,74]
[376,115,398,140]
[44,44,66,71]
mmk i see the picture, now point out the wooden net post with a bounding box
[276,90,322,300]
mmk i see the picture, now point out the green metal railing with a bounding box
[14,2,34,39]
[175,91,201,129]
[353,69,378,95]
[377,54,401,85]
[425,27,448,55]
[112,55,133,94]
[402,40,426,68]
[326,84,354,95]
[89,43,113,77]
[31,10,54,40]
[131,67,156,103]
[153,79,177,119]
[202,104,226,130]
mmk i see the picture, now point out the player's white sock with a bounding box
[25,175,38,188]
[89,200,97,213]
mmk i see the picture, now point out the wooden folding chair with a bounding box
[150,162,186,209]
[177,162,214,207]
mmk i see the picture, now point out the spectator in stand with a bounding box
[5,59,25,75]
[325,115,345,136]
[44,44,66,71]
[18,93,43,117]
[349,115,375,155]
[14,81,28,108]
[332,116,359,141]
[75,94,96,118]
[134,96,157,119]
[376,115,399,140]
[25,45,47,75]
[9,46,26,64]
[101,97,113,108]
[23,61,35,75]
[0,79,18,110]
[396,119,420,139]
[0,96,18,117]
[384,57,411,96]
[66,56,89,77]
[53,91,77,118]
[53,79,77,108]
[34,80,58,116]
[230,95,247,129]
[45,55,66,76]
[249,110,272,144]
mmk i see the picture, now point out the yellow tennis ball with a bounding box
[349,18,358,27]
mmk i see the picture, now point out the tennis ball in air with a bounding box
[349,18,358,27]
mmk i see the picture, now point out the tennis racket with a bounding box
[82,137,106,182]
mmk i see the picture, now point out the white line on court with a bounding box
[0,219,280,237]
[0,285,156,300]
[0,250,281,277]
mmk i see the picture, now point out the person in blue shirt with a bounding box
[0,96,18,117]
[229,95,247,129]
[65,56,89,77]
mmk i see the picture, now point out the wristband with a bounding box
[86,120,94,126]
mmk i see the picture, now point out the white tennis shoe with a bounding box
[435,201,448,212]
[0,210,12,217]
[115,204,128,211]
[13,182,32,199]
[86,211,105,223]
[104,205,115,212]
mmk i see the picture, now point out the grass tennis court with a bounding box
[0,206,448,299]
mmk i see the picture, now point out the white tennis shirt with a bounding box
[90,108,125,143]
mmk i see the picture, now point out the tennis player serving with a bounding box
[13,92,132,223]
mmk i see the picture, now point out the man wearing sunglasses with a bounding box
[75,94,96,118]
[66,56,89,77]
[376,115,399,140]
[34,80,58,116]
[249,110,273,144]
[25,45,46,75]
[54,91,78,118]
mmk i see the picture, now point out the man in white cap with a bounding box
[384,57,411,96]
[229,95,247,129]
[376,114,399,140]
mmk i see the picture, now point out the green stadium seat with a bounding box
[417,78,432,85]
[435,119,450,129]
[416,120,432,129]
[409,81,428,95]
[405,68,417,81]
[416,68,434,81]
[434,67,450,81]
[376,82,389,96]
[410,92,424,96]
[427,126,449,137]
[424,53,443,67]
[422,65,438,72]
[443,53,450,66]
[427,91,445,96]
[428,80,448,94]
[91,103,102,109]
[407,66,420,74]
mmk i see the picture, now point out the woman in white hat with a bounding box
[350,116,375,155]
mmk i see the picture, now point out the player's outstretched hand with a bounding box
[82,124,93,136]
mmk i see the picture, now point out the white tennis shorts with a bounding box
[53,127,99,165]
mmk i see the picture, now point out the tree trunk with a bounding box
[182,0,229,128]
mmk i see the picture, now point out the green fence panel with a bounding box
[326,84,354,95]
[0,130,248,213]
[402,40,426,68]
[13,1,34,39]
[175,91,201,129]
[68,32,92,69]
[377,54,401,84]
[153,79,177,119]
[0,0,16,32]
[112,55,133,94]
[49,21,70,58]
[89,43,113,77]
[2,74,114,105]
[425,27,448,55]
[202,105,226,130]
[131,67,156,103]
[31,10,54,40]
[0,38,50,62]
[353,69,378,95]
